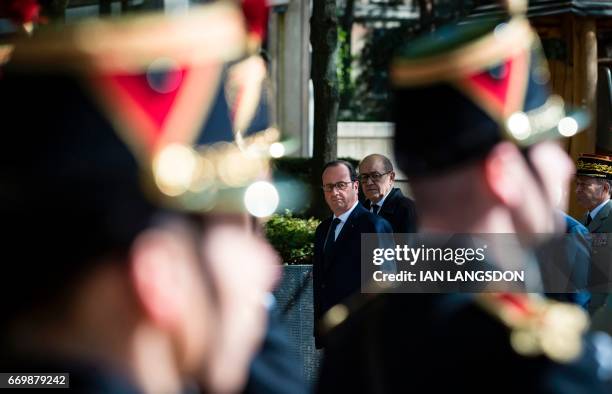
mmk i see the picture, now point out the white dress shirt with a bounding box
[589,198,611,222]
[369,189,391,213]
[333,200,359,241]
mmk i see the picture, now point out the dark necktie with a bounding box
[586,213,592,226]
[372,204,380,215]
[324,218,342,257]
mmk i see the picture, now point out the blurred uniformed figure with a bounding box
[0,1,301,393]
[317,2,612,393]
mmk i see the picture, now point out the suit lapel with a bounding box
[318,217,331,252]
[581,213,589,227]
[321,217,336,271]
[379,188,399,216]
[366,188,398,216]
[589,200,612,232]
[323,204,362,273]
[335,204,361,244]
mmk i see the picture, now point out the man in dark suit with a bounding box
[359,153,418,234]
[313,160,393,348]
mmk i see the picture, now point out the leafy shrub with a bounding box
[265,211,320,265]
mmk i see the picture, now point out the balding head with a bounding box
[358,154,395,203]
[360,154,393,173]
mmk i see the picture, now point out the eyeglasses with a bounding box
[322,181,354,192]
[357,171,391,183]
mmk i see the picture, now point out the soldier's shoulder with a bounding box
[322,292,590,364]
[320,293,610,393]
[474,293,590,363]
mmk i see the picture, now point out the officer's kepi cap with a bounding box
[576,154,612,180]
[390,14,589,177]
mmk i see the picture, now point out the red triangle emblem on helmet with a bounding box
[455,48,530,121]
[88,63,223,162]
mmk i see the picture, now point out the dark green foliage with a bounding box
[346,25,412,121]
[337,26,355,112]
[264,211,321,265]
[339,1,479,121]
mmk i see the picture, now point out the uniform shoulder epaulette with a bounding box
[476,293,589,363]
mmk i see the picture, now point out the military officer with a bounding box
[575,154,612,232]
[575,153,612,321]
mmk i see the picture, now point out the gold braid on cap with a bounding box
[576,161,612,177]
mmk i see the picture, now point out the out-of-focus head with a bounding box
[575,154,612,210]
[390,10,588,235]
[358,154,395,204]
[322,160,359,217]
[0,2,279,391]
[198,216,279,392]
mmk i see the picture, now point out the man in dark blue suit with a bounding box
[313,160,393,348]
[359,154,418,234]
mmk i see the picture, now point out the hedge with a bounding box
[264,211,320,265]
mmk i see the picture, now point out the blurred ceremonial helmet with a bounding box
[0,0,284,311]
[390,2,589,177]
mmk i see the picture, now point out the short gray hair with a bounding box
[604,179,612,196]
